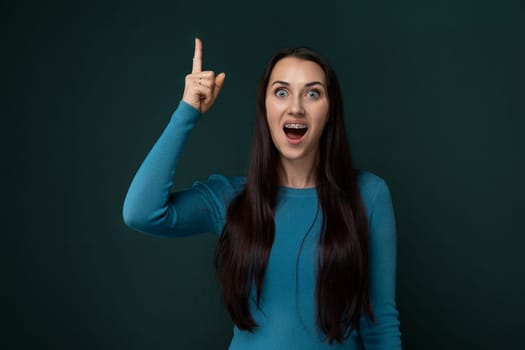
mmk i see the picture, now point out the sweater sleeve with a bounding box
[359,179,402,349]
[122,101,222,237]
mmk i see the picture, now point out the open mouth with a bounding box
[283,123,308,142]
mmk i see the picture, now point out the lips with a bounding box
[283,122,308,144]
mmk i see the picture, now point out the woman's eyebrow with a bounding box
[271,80,290,86]
[271,80,325,87]
[305,81,324,87]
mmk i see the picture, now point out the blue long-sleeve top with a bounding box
[122,101,402,349]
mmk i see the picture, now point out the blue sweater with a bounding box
[122,101,402,349]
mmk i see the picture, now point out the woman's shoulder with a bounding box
[355,168,387,189]
[191,173,246,205]
[203,173,246,190]
[355,168,392,212]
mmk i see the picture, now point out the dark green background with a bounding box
[4,0,524,349]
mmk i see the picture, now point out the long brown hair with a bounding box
[215,47,373,343]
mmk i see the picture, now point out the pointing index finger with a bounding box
[192,37,202,73]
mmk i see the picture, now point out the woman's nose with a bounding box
[287,96,305,115]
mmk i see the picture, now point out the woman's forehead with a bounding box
[269,57,326,85]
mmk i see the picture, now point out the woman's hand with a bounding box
[182,38,226,113]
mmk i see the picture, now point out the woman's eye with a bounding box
[275,89,288,97]
[306,90,320,99]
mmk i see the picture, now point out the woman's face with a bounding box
[265,57,329,164]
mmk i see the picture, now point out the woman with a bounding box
[123,38,402,349]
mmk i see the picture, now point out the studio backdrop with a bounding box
[4,0,524,349]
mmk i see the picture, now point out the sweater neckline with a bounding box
[278,186,317,198]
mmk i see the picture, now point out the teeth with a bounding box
[284,123,308,129]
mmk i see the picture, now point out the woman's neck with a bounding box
[278,155,318,188]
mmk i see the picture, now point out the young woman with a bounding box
[123,38,402,349]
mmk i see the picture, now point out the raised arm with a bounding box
[122,38,226,236]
